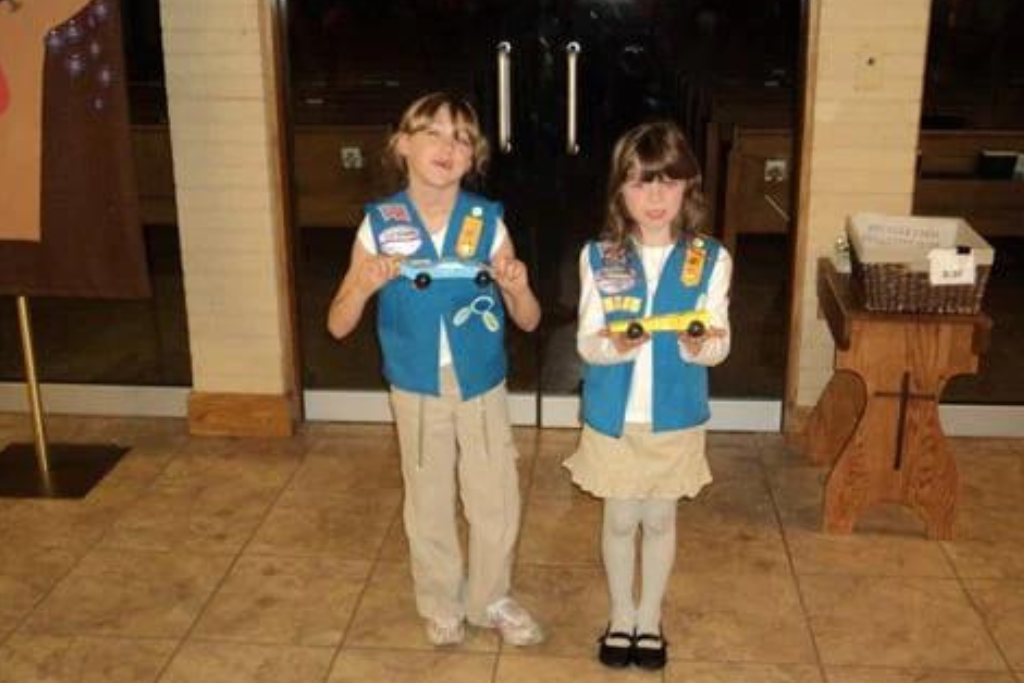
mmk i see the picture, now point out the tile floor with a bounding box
[0,414,1022,683]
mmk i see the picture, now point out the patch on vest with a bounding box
[456,209,483,258]
[378,225,422,256]
[682,238,707,287]
[602,296,643,315]
[594,265,637,295]
[453,294,501,333]
[377,203,411,222]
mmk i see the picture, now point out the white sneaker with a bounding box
[425,616,465,646]
[485,597,544,646]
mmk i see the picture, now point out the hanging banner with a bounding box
[0,0,149,298]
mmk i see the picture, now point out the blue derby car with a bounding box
[399,258,493,290]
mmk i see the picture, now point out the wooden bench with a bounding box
[292,124,393,228]
[914,129,1024,237]
[720,126,793,254]
[131,123,394,229]
[714,126,1024,253]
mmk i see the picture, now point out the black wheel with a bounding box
[413,272,432,290]
[474,270,492,287]
[686,320,706,337]
[626,322,645,340]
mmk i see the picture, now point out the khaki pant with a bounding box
[390,368,520,624]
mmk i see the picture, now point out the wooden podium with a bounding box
[803,259,992,539]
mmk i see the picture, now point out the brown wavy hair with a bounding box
[602,121,708,252]
[385,92,490,185]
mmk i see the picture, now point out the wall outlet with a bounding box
[340,146,364,170]
[764,158,788,183]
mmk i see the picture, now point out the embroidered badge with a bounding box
[377,203,411,223]
[453,295,500,333]
[378,225,422,257]
[599,241,628,265]
[595,266,637,295]
[682,241,706,287]
[601,296,643,314]
[456,210,483,258]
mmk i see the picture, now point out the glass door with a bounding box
[286,0,800,427]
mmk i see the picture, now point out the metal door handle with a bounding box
[566,41,581,155]
[497,41,512,154]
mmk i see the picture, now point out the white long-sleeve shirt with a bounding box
[577,241,733,425]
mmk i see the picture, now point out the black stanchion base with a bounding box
[0,443,129,498]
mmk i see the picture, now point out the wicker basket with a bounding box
[846,213,994,314]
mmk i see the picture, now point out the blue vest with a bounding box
[582,237,720,438]
[368,190,506,400]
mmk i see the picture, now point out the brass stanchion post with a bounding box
[16,296,51,477]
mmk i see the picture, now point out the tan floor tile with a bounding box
[666,662,824,683]
[676,478,790,575]
[530,450,586,500]
[160,641,333,683]
[300,423,397,441]
[496,654,656,682]
[193,555,371,646]
[801,575,1005,670]
[954,502,1024,545]
[768,466,928,538]
[0,500,117,555]
[785,528,955,577]
[825,667,1017,683]
[956,451,1024,506]
[758,434,810,472]
[662,571,816,664]
[328,649,496,683]
[517,495,602,567]
[247,488,400,559]
[345,561,498,652]
[99,479,282,553]
[0,546,78,639]
[23,549,234,638]
[943,539,1024,580]
[71,416,188,450]
[676,532,792,575]
[964,580,1024,671]
[705,433,763,481]
[504,565,614,658]
[290,445,403,492]
[176,435,308,461]
[950,437,1024,460]
[0,634,176,683]
[678,477,780,536]
[83,445,179,501]
[159,441,303,490]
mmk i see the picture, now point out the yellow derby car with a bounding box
[608,310,711,340]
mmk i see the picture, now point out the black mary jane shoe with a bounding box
[597,627,634,668]
[632,632,668,670]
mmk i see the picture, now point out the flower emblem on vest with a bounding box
[453,295,500,333]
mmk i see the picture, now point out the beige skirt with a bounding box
[563,424,712,500]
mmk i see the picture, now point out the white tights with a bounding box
[602,497,677,635]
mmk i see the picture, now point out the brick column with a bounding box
[160,0,297,436]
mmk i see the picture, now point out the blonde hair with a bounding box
[602,121,707,250]
[385,92,490,184]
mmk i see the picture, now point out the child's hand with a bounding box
[356,255,400,294]
[600,328,649,355]
[491,255,531,294]
[678,326,727,357]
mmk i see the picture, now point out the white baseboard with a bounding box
[0,382,188,417]
[2,383,1023,436]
